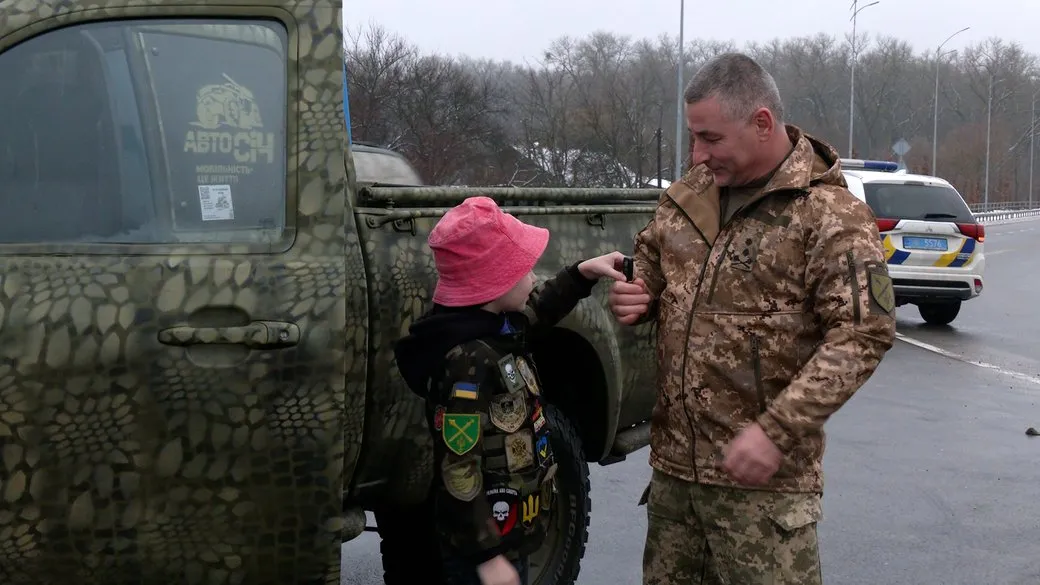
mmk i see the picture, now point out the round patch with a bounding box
[441,456,482,501]
[489,391,527,433]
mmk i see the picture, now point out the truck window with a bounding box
[0,19,288,246]
[352,148,424,186]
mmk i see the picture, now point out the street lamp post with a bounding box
[848,0,879,157]
[673,0,685,182]
[1030,89,1039,208]
[931,26,970,176]
[984,75,1003,208]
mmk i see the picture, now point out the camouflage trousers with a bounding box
[641,469,823,585]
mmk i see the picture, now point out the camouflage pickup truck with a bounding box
[0,1,660,584]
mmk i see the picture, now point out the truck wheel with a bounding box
[918,300,961,326]
[525,403,591,585]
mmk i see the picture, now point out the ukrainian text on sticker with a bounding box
[489,391,527,433]
[515,356,541,396]
[486,486,519,536]
[442,457,481,501]
[451,382,478,401]
[504,429,535,472]
[497,355,526,393]
[442,413,480,455]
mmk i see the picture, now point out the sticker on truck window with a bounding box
[198,185,235,221]
[183,73,276,185]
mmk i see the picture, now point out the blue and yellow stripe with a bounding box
[881,235,976,267]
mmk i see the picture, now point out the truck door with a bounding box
[0,1,352,583]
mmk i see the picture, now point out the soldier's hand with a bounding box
[720,423,782,486]
[577,251,628,282]
[477,555,521,585]
[609,279,652,325]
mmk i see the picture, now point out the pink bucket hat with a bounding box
[428,196,549,307]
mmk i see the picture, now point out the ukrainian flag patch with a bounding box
[451,382,479,400]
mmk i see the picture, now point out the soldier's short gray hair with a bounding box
[683,52,785,125]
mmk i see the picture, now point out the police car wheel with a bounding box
[917,300,961,326]
[524,403,591,585]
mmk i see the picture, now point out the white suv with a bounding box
[840,159,985,326]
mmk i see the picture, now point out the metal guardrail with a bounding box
[974,207,1040,224]
[969,201,1038,213]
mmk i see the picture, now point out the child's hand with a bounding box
[477,555,521,585]
[577,251,629,282]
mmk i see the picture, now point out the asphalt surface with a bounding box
[342,218,1040,585]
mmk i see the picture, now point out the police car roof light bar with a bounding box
[840,158,899,172]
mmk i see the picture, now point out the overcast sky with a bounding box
[344,0,1039,65]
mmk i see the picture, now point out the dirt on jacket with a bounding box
[633,124,897,493]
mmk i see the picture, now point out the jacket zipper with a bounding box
[751,335,766,414]
[664,194,713,482]
[845,251,861,324]
[705,229,739,305]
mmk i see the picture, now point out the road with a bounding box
[342,218,1040,585]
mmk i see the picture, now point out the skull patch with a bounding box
[485,486,519,536]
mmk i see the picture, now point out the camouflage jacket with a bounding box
[632,125,896,493]
[394,263,598,562]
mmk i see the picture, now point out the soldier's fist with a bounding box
[609,278,652,325]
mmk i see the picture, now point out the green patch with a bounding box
[442,413,481,455]
[869,269,895,314]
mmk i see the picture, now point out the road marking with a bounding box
[895,333,1040,387]
[985,249,1012,256]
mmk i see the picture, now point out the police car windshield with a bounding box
[863,183,975,223]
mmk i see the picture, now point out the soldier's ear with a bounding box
[750,107,775,140]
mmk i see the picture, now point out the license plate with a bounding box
[903,236,948,251]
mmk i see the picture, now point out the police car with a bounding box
[840,158,985,326]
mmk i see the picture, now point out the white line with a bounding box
[895,333,1040,387]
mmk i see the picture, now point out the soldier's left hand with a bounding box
[720,423,782,486]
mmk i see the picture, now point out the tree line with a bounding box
[344,24,1040,206]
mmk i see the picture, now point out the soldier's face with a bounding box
[686,97,772,187]
[498,271,537,312]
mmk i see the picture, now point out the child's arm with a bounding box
[521,251,628,330]
[432,342,511,566]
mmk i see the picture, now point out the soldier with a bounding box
[608,53,897,584]
[394,196,628,585]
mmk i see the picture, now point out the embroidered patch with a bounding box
[520,492,541,526]
[442,413,480,456]
[489,391,527,433]
[504,429,535,472]
[868,264,895,314]
[535,433,550,464]
[497,354,526,393]
[531,405,546,433]
[486,486,519,536]
[515,356,541,396]
[441,456,481,501]
[451,382,479,401]
[433,406,445,431]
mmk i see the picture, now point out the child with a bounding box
[393,196,628,585]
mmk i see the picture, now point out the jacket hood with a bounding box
[393,306,511,398]
[765,124,847,193]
